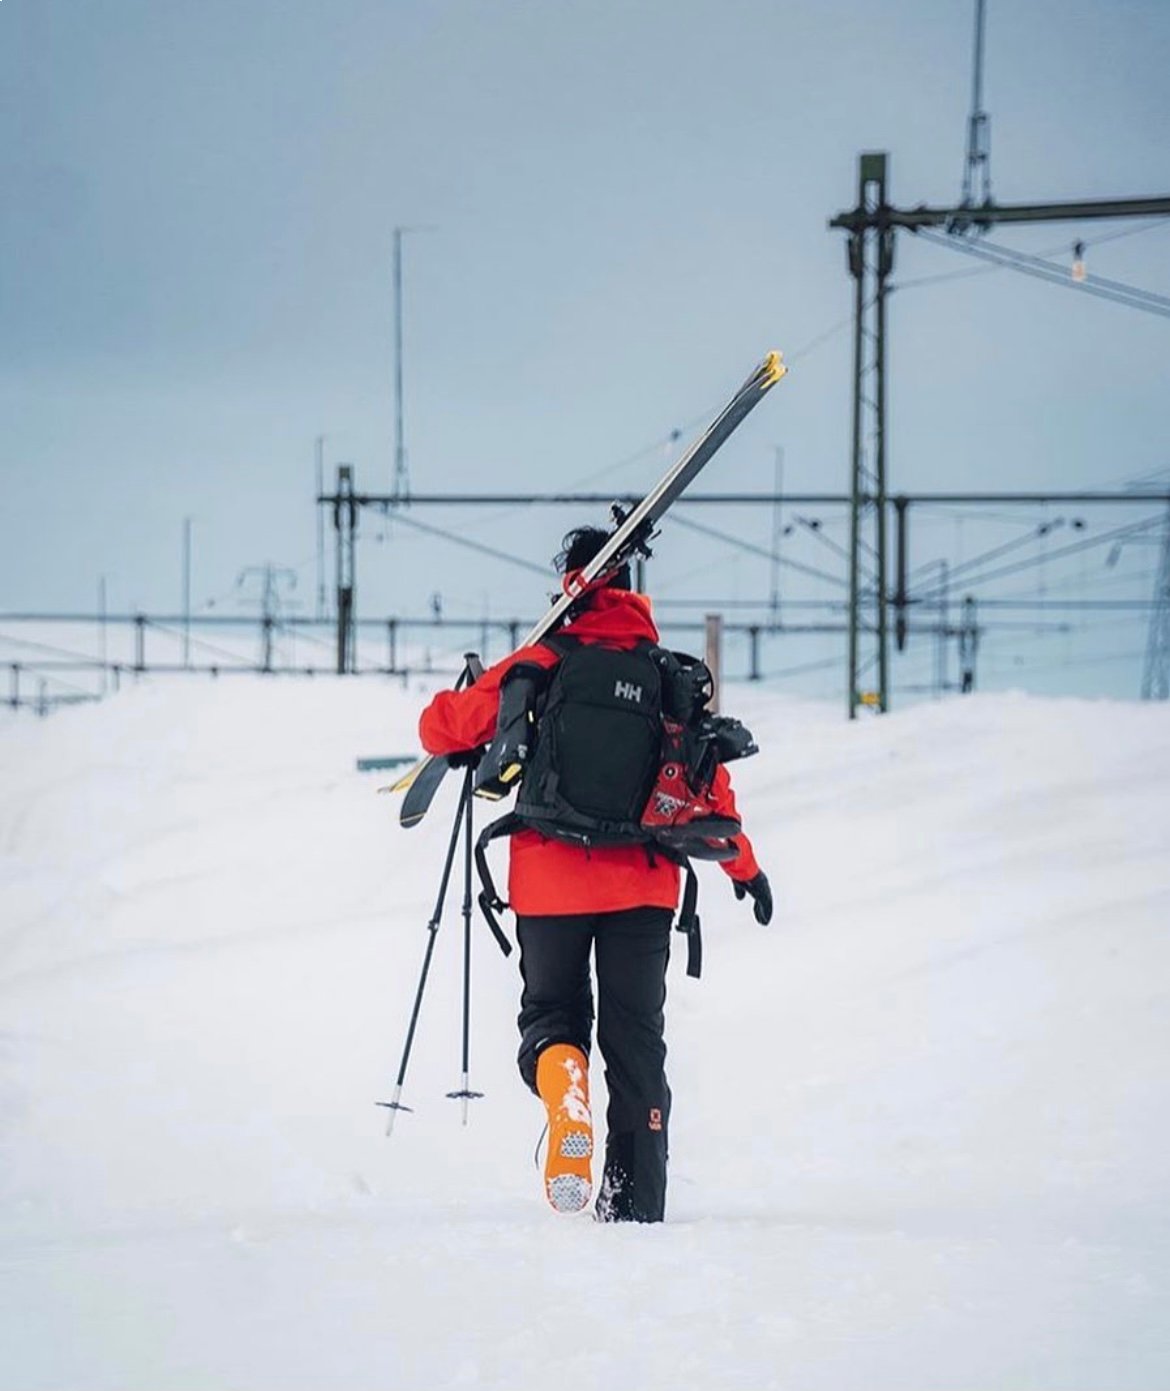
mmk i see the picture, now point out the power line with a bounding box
[792,514,876,570]
[916,228,1170,319]
[781,304,874,364]
[1078,217,1170,250]
[654,597,845,611]
[972,598,1158,611]
[0,630,107,665]
[910,518,1073,586]
[988,645,1149,675]
[147,619,256,667]
[913,502,1070,525]
[993,558,1157,604]
[914,515,1163,604]
[896,219,1170,296]
[766,653,848,681]
[668,514,848,589]
[359,489,1170,507]
[273,620,336,655]
[389,510,550,578]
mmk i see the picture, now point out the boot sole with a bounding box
[547,1173,592,1213]
[544,1128,593,1213]
[558,1130,592,1159]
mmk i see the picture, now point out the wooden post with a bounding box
[704,613,723,713]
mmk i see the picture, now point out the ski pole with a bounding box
[378,769,472,1136]
[446,762,484,1122]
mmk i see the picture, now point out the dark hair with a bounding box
[554,526,631,590]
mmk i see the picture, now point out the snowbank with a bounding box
[1,678,1168,1389]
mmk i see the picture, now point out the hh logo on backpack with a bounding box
[614,680,643,703]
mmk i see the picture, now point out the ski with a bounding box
[396,350,787,828]
[397,753,452,827]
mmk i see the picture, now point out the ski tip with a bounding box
[388,757,429,795]
[761,351,788,389]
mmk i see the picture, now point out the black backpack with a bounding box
[513,635,664,846]
[473,634,756,977]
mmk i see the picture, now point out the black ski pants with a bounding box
[516,905,673,1223]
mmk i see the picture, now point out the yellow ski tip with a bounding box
[388,757,428,794]
[761,351,788,388]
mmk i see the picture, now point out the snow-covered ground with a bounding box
[1,677,1168,1390]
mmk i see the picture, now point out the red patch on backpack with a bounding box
[648,1108,663,1132]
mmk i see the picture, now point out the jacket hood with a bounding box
[562,586,660,645]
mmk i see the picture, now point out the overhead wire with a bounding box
[652,548,747,597]
[909,520,1070,586]
[912,501,1063,525]
[388,510,550,578]
[985,644,1150,675]
[765,652,848,681]
[1073,217,1170,251]
[0,630,108,665]
[8,665,116,703]
[993,556,1158,603]
[273,621,337,655]
[793,516,863,569]
[668,514,849,589]
[384,300,878,556]
[969,599,1154,612]
[147,618,257,667]
[654,597,846,611]
[914,514,1164,605]
[914,228,1170,319]
[895,217,1170,296]
[330,216,1168,692]
[1094,462,1170,490]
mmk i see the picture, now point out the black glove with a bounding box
[733,871,773,925]
[446,747,484,769]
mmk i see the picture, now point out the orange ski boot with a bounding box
[536,1043,593,1214]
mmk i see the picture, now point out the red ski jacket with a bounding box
[418,587,761,917]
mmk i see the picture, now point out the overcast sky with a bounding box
[2,0,1168,698]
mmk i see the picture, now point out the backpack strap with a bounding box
[478,812,704,980]
[473,814,519,957]
[540,632,580,658]
[675,860,702,980]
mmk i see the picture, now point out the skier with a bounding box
[417,526,772,1222]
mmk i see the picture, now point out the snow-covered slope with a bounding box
[1,679,1168,1390]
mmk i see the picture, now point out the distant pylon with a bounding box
[392,227,409,503]
[959,0,992,217]
[1141,500,1170,700]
